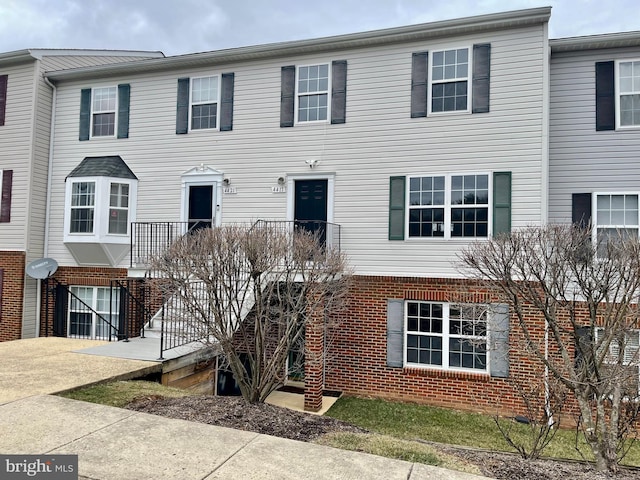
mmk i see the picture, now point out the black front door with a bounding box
[294,179,328,243]
[188,185,213,231]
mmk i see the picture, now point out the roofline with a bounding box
[550,31,640,53]
[0,48,164,67]
[46,6,551,82]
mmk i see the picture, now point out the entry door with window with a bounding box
[188,185,214,231]
[294,179,328,244]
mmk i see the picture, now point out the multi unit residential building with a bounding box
[0,49,164,342]
[2,7,639,413]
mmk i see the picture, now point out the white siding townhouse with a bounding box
[0,49,164,342]
[3,7,555,413]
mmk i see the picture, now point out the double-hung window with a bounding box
[108,183,129,235]
[594,193,639,253]
[69,286,120,339]
[595,327,640,397]
[405,301,487,372]
[618,60,640,128]
[408,174,489,238]
[430,48,470,114]
[70,181,96,233]
[91,87,117,137]
[191,76,219,130]
[297,64,329,122]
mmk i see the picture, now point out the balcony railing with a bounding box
[130,221,190,269]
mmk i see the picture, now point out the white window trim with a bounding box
[427,45,472,116]
[68,286,120,340]
[294,63,331,125]
[595,327,640,398]
[89,86,117,139]
[403,301,489,374]
[64,176,137,243]
[108,182,130,235]
[406,172,492,240]
[615,58,640,130]
[591,191,640,244]
[189,75,220,132]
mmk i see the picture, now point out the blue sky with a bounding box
[1,0,638,56]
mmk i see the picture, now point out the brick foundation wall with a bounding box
[324,275,547,418]
[0,251,26,342]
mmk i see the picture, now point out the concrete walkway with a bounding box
[0,338,493,479]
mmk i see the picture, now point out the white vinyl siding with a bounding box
[549,47,640,224]
[46,23,547,278]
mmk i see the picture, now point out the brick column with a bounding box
[304,303,324,412]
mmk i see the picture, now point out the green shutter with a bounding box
[117,84,130,139]
[280,65,296,127]
[410,52,428,118]
[220,73,235,131]
[493,171,511,237]
[79,88,91,141]
[389,176,406,240]
[331,60,347,124]
[176,78,190,134]
[489,304,509,378]
[387,299,404,368]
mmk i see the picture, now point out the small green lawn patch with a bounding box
[58,380,196,408]
[325,396,640,466]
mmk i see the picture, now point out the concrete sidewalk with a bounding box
[0,395,491,479]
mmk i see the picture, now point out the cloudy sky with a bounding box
[1,0,639,57]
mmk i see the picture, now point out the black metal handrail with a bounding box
[111,279,155,340]
[130,221,190,269]
[251,219,341,252]
[43,278,120,341]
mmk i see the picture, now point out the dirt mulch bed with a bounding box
[126,394,640,479]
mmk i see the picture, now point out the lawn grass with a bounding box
[325,396,640,466]
[58,380,195,408]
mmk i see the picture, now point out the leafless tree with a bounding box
[152,223,351,404]
[459,224,640,472]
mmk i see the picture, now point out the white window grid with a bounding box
[91,87,117,137]
[617,59,640,128]
[108,182,129,235]
[296,64,330,123]
[190,76,219,130]
[428,47,471,114]
[595,327,640,396]
[404,301,488,373]
[407,173,491,239]
[593,193,640,251]
[70,181,95,233]
[68,286,120,339]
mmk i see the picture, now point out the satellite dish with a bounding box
[26,258,58,279]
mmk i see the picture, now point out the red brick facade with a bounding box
[324,275,547,418]
[0,251,26,342]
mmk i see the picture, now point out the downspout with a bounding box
[40,75,57,337]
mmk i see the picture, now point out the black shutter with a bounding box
[389,176,406,240]
[0,75,7,126]
[472,44,491,113]
[572,193,592,228]
[79,88,91,141]
[493,172,511,236]
[220,73,235,131]
[53,284,68,337]
[489,304,510,378]
[331,60,347,124]
[0,169,12,223]
[387,299,404,367]
[575,326,593,371]
[117,84,130,139]
[595,61,615,131]
[280,66,296,127]
[410,52,428,118]
[176,78,190,134]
